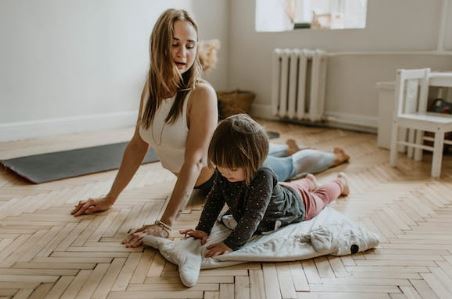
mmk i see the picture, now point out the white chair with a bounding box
[389,68,452,178]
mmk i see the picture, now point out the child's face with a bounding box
[217,166,246,183]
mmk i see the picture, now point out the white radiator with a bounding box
[271,49,327,122]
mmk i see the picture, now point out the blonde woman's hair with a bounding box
[208,114,269,184]
[141,9,202,129]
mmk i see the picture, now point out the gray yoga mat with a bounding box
[1,142,159,184]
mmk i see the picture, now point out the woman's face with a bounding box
[171,20,197,74]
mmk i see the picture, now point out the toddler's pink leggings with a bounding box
[281,178,343,220]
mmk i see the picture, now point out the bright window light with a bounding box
[256,0,367,32]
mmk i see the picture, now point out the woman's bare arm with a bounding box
[160,82,218,226]
[104,128,149,201]
[121,82,217,247]
[72,81,150,216]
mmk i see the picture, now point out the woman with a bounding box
[71,9,349,248]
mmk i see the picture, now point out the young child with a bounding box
[180,114,349,257]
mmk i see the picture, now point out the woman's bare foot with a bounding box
[286,139,301,156]
[304,173,319,191]
[333,147,350,166]
[336,172,350,196]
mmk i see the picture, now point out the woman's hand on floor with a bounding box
[122,224,169,248]
[205,242,231,258]
[180,229,208,245]
[71,197,114,216]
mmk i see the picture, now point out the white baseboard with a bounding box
[324,111,378,131]
[0,111,138,142]
[251,103,377,133]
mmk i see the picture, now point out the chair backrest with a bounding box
[394,68,430,118]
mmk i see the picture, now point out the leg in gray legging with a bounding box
[268,143,289,157]
[289,149,335,176]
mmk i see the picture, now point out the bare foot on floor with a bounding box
[336,172,350,196]
[304,173,319,191]
[333,147,350,166]
[286,139,301,156]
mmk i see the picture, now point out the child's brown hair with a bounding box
[208,114,269,183]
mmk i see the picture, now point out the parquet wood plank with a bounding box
[33,256,112,263]
[262,263,282,299]
[410,279,440,298]
[235,276,250,299]
[146,252,166,277]
[11,288,34,299]
[314,257,335,279]
[348,271,421,279]
[127,283,219,291]
[111,252,141,291]
[319,277,411,286]
[130,249,155,284]
[297,292,392,298]
[75,263,110,299]
[435,261,452,280]
[0,268,78,276]
[204,291,220,299]
[51,251,129,258]
[428,267,452,294]
[302,260,321,284]
[46,276,75,299]
[144,275,233,284]
[249,269,265,299]
[1,122,452,299]
[289,261,310,291]
[275,262,297,298]
[0,282,39,289]
[28,282,53,299]
[60,269,91,299]
[399,286,422,299]
[13,261,96,270]
[219,283,234,299]
[55,220,92,251]
[0,235,31,262]
[91,258,126,299]
[107,290,204,298]
[308,284,400,293]
[0,274,58,283]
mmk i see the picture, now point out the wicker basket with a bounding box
[217,90,255,119]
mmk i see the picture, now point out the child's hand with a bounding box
[205,242,232,258]
[179,229,208,245]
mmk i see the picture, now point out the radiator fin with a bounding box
[271,49,327,122]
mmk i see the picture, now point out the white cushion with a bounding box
[143,207,379,287]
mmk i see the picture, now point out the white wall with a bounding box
[326,53,452,128]
[2,0,451,141]
[228,0,452,130]
[0,0,228,141]
[444,0,452,50]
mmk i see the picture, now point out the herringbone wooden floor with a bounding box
[1,120,452,299]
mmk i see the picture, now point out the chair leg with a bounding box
[399,127,407,153]
[407,129,415,158]
[389,121,399,167]
[431,130,444,178]
[414,129,424,161]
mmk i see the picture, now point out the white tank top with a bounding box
[139,93,190,174]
